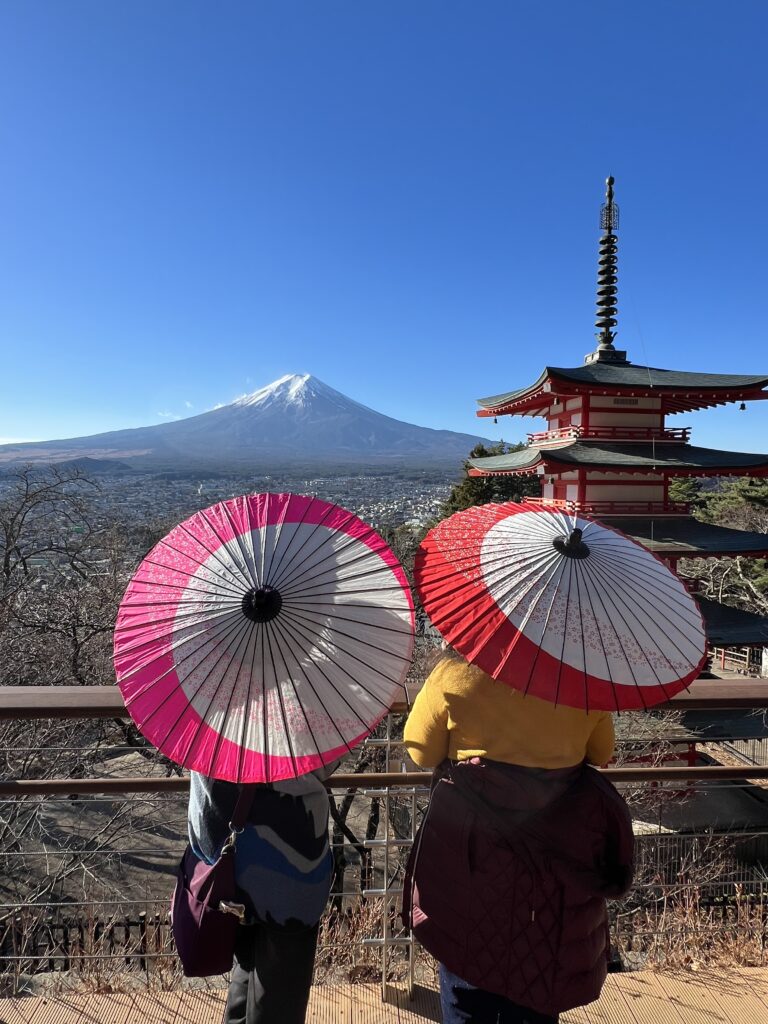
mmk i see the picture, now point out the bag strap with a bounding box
[230,783,260,831]
[221,784,261,855]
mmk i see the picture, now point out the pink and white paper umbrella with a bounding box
[415,501,707,711]
[114,493,415,782]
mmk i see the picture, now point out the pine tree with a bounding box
[439,442,535,518]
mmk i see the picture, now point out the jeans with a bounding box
[222,919,320,1024]
[439,965,559,1024]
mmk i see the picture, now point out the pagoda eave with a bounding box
[476,365,768,418]
[601,517,768,559]
[469,464,768,479]
[477,384,768,419]
[468,442,768,478]
[697,596,768,647]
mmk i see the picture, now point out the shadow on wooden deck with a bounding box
[0,970,767,1022]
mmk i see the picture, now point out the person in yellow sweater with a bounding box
[404,654,615,772]
[401,652,630,1024]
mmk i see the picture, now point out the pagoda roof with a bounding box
[601,517,768,558]
[468,442,768,477]
[477,363,768,417]
[697,596,768,646]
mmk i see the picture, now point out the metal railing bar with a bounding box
[4,764,768,796]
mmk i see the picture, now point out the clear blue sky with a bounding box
[2,2,767,451]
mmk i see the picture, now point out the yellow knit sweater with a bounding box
[403,657,615,770]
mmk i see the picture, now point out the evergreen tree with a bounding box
[439,442,535,518]
[667,476,706,513]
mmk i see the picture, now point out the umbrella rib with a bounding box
[274,611,402,712]
[117,605,249,690]
[277,537,392,592]
[278,554,398,600]
[283,598,413,612]
[585,552,704,644]
[281,605,413,667]
[281,570,409,604]
[214,502,260,590]
[578,557,682,690]
[138,553,246,599]
[127,613,252,737]
[474,548,564,591]
[234,614,264,782]
[571,563,591,713]
[281,601,421,637]
[268,500,342,592]
[267,615,344,765]
[114,602,243,651]
[233,624,257,785]
[572,562,623,712]
[270,614,381,738]
[440,549,562,603]
[124,577,243,598]
[199,620,258,781]
[118,595,243,610]
[578,560,652,709]
[588,548,699,603]
[274,528,375,596]
[262,493,289,587]
[241,493,262,591]
[170,616,253,778]
[447,543,559,568]
[284,589,415,602]
[518,553,577,699]
[421,540,564,582]
[489,551,570,695]
[278,607,409,688]
[553,561,575,708]
[114,605,245,665]
[167,522,253,594]
[260,621,270,783]
[255,494,267,589]
[587,542,691,593]
[262,618,299,778]
[263,495,330,591]
[586,537,693,582]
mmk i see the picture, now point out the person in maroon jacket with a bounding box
[402,654,634,1024]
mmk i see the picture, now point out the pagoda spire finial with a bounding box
[585,176,628,365]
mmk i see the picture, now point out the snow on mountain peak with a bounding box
[233,373,316,409]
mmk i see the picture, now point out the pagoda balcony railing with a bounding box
[527,425,691,445]
[526,496,691,517]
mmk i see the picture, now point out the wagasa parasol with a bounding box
[114,493,415,781]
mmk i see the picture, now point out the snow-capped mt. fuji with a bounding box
[0,374,492,470]
[233,373,376,415]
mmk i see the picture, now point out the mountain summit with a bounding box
[0,374,492,470]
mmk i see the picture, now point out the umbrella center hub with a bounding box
[242,586,283,623]
[553,528,591,560]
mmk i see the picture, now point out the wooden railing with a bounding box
[0,681,767,794]
[525,496,691,517]
[527,426,692,445]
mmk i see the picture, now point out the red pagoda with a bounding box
[469,177,768,651]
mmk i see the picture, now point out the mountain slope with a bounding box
[0,374,492,470]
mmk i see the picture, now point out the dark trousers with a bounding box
[222,920,320,1024]
[439,965,559,1024]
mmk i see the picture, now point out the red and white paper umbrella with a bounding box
[114,493,415,782]
[415,502,707,711]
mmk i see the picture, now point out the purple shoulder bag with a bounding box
[171,785,258,977]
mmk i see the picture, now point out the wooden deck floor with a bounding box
[1,970,767,1023]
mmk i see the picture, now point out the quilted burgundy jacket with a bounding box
[402,759,634,1016]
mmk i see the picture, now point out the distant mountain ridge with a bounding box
[0,374,492,471]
